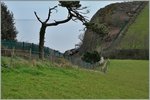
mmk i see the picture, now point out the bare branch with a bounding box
[35,2,89,27]
[69,9,89,24]
[79,10,90,14]
[77,6,88,10]
[53,20,57,23]
[72,18,78,22]
[50,6,57,11]
[46,10,73,26]
[44,6,57,23]
[34,11,43,23]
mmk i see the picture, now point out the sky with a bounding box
[3,1,123,53]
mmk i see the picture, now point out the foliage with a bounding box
[84,22,108,36]
[1,56,149,99]
[1,2,18,40]
[59,1,81,9]
[81,51,100,64]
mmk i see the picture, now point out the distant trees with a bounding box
[1,2,18,40]
[34,1,89,59]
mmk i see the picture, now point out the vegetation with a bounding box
[118,4,149,49]
[2,56,149,99]
[1,2,18,40]
[84,22,108,36]
[82,51,100,64]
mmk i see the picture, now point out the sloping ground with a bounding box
[102,3,149,59]
[1,57,149,99]
[118,4,149,50]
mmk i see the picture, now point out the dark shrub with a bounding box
[82,51,100,64]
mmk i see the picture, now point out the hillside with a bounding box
[1,56,149,99]
[118,4,149,49]
[77,1,148,59]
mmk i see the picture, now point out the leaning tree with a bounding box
[34,1,89,59]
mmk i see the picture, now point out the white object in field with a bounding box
[99,56,105,65]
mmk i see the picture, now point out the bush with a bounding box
[82,51,100,64]
[84,22,108,36]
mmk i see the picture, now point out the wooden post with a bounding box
[30,48,32,60]
[4,48,6,56]
[12,47,15,57]
[50,50,53,62]
[23,42,24,50]
[10,47,15,67]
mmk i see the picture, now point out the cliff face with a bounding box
[78,1,148,59]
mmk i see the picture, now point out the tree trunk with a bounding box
[39,24,46,59]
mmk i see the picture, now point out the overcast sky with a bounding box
[3,1,123,53]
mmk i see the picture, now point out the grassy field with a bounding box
[118,4,149,49]
[1,56,149,99]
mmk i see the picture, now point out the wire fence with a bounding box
[1,48,63,60]
[1,40,94,67]
[1,40,63,59]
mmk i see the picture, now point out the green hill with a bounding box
[118,4,149,49]
[77,1,149,59]
[1,57,149,99]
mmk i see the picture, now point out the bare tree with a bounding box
[34,1,88,59]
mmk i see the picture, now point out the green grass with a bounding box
[1,56,149,99]
[118,4,149,49]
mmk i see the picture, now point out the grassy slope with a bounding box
[118,4,149,49]
[1,57,149,99]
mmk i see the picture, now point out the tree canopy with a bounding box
[1,2,18,40]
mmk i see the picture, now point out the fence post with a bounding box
[29,48,32,60]
[10,47,15,67]
[50,50,53,62]
[23,42,24,50]
[31,43,33,52]
[12,47,15,57]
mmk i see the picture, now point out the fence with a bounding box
[1,40,95,68]
[1,40,63,59]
